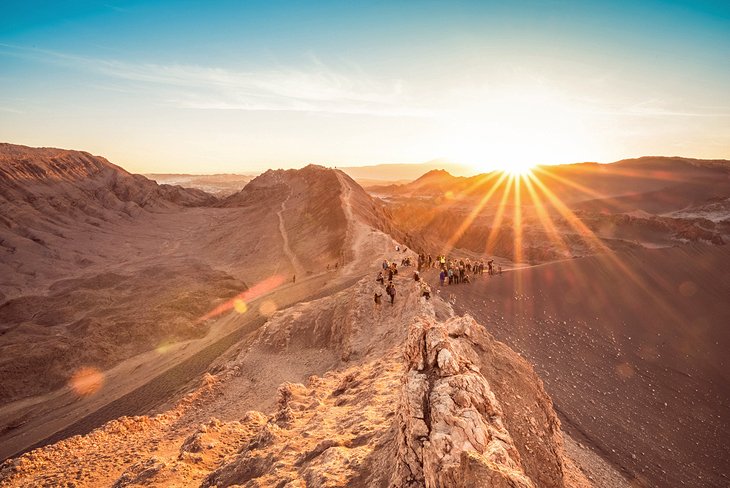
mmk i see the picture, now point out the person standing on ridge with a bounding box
[386,281,396,305]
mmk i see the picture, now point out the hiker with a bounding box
[376,271,385,284]
[447,267,454,285]
[374,289,382,305]
[487,259,494,276]
[463,274,471,284]
[386,281,396,304]
[382,259,389,270]
[388,267,394,281]
[414,270,420,282]
[439,269,445,286]
[395,245,400,252]
[421,282,431,300]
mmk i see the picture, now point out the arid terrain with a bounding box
[0,144,728,487]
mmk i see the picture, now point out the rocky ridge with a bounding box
[0,272,593,487]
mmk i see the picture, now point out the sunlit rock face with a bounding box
[392,314,577,488]
[192,283,587,487]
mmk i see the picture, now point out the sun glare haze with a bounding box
[1,1,729,174]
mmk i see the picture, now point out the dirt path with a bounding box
[335,171,369,272]
[276,187,305,277]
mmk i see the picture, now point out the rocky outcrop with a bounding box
[393,314,547,488]
[194,285,588,488]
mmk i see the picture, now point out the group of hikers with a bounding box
[416,253,503,287]
[374,246,502,306]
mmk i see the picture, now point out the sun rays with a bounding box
[434,165,680,308]
[444,166,616,266]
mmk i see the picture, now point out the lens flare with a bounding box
[200,274,286,322]
[234,299,248,314]
[69,366,104,397]
[259,299,278,317]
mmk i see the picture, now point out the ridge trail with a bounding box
[335,171,368,272]
[276,186,304,277]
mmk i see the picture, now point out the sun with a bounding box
[503,161,536,176]
[467,159,537,176]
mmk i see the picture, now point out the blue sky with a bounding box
[1,0,729,173]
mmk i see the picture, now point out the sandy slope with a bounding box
[441,244,730,487]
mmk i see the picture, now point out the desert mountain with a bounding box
[0,143,216,299]
[373,157,730,207]
[221,165,414,272]
[339,160,475,184]
[379,158,730,264]
[0,148,412,466]
[367,169,466,197]
[0,145,726,488]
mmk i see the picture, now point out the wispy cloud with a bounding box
[0,43,432,117]
[567,95,730,118]
[0,106,23,114]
